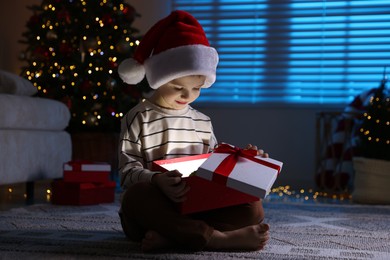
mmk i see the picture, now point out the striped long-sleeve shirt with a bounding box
[118,99,217,192]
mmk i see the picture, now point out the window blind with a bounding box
[172,0,390,105]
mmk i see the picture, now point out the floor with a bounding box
[0,180,353,211]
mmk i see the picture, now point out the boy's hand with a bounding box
[152,170,190,202]
[246,144,269,158]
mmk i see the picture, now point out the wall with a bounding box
[0,0,340,189]
[197,105,339,189]
[132,0,171,35]
[0,0,40,73]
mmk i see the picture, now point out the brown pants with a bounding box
[120,182,264,251]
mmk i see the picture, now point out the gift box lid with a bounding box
[196,144,283,198]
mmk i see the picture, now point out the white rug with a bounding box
[0,199,389,259]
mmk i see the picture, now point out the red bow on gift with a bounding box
[212,143,280,185]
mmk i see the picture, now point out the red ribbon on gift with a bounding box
[212,143,281,185]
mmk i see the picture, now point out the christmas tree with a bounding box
[358,69,390,161]
[19,0,146,133]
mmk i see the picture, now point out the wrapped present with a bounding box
[196,143,283,199]
[63,161,111,183]
[51,180,116,205]
[152,154,258,214]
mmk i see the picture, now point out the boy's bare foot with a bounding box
[206,223,270,251]
[141,230,173,252]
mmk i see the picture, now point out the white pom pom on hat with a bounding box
[118,10,219,89]
[117,58,145,85]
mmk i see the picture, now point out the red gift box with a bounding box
[197,143,283,199]
[51,180,116,205]
[63,161,111,183]
[152,154,258,214]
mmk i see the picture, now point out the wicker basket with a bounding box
[352,157,390,204]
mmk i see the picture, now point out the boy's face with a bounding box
[153,75,206,110]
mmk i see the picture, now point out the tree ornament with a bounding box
[107,106,116,115]
[57,8,71,24]
[92,102,103,111]
[32,46,50,61]
[83,37,99,52]
[122,4,136,23]
[59,41,73,56]
[108,60,118,69]
[115,39,131,53]
[46,30,58,40]
[62,96,72,109]
[85,114,97,126]
[80,79,92,93]
[106,77,117,90]
[102,14,114,25]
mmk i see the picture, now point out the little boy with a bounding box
[118,10,269,252]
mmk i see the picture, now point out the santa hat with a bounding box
[118,10,219,89]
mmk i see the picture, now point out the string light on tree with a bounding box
[20,0,147,132]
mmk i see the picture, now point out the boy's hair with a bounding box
[118,10,219,90]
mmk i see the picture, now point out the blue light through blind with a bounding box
[172,0,390,105]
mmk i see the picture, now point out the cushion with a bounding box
[0,130,72,185]
[0,70,37,96]
[0,94,70,131]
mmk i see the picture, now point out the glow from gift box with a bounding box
[157,158,208,177]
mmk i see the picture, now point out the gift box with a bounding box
[63,161,111,183]
[51,180,116,205]
[196,143,283,199]
[152,154,259,214]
